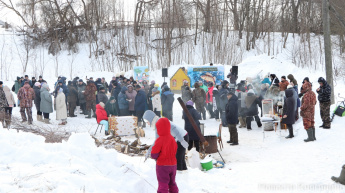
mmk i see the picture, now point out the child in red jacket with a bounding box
[151,118,179,193]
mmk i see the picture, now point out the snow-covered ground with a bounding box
[1,52,345,192]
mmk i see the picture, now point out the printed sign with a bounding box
[187,66,225,87]
[133,66,149,82]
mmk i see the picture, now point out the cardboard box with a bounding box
[109,116,138,136]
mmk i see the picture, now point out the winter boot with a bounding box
[92,110,96,118]
[85,111,91,119]
[304,128,314,142]
[312,127,316,141]
[105,130,109,136]
[44,118,50,124]
[285,127,294,139]
[37,115,43,122]
[319,124,324,128]
[238,117,246,128]
[331,165,345,185]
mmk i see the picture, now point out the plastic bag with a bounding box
[187,148,202,170]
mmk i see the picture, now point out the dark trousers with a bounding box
[80,102,86,113]
[120,109,130,116]
[320,101,331,127]
[163,110,173,121]
[154,110,161,117]
[214,109,219,119]
[228,124,238,143]
[246,115,262,129]
[129,110,136,116]
[69,101,76,116]
[4,107,12,125]
[207,103,215,118]
[176,134,189,171]
[86,100,96,112]
[136,110,145,125]
[188,140,200,152]
[43,112,50,119]
[287,124,294,136]
[37,110,42,116]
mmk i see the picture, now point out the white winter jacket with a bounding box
[56,92,67,120]
[152,91,162,111]
[3,86,15,106]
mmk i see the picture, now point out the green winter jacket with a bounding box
[200,84,208,93]
[14,80,21,94]
[105,96,118,116]
[40,85,53,113]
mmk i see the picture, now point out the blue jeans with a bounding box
[100,120,109,131]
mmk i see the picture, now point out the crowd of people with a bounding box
[0,68,335,193]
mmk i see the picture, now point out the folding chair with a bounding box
[94,115,103,135]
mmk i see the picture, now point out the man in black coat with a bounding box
[67,81,78,117]
[183,100,201,152]
[97,87,108,105]
[219,80,230,127]
[245,89,262,130]
[282,88,296,138]
[316,77,332,129]
[226,92,239,145]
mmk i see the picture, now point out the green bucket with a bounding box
[200,156,213,171]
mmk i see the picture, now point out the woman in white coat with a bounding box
[56,88,67,125]
[3,85,15,128]
[151,87,161,117]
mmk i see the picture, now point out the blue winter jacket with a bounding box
[135,89,147,111]
[118,87,129,110]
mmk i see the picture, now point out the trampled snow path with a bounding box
[1,54,345,192]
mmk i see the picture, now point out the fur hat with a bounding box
[99,102,105,108]
[34,82,41,87]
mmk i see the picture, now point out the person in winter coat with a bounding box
[282,88,296,139]
[97,87,108,105]
[96,102,109,135]
[21,75,32,87]
[287,74,298,88]
[111,82,121,101]
[67,81,78,117]
[147,80,156,111]
[13,77,21,94]
[33,82,42,121]
[31,77,36,88]
[192,83,206,120]
[38,76,46,83]
[17,81,35,124]
[144,110,189,171]
[316,77,332,129]
[40,84,53,124]
[206,82,215,119]
[118,86,130,116]
[3,85,14,128]
[261,73,271,85]
[0,82,9,128]
[125,85,137,116]
[227,68,238,85]
[77,80,86,114]
[183,100,202,152]
[226,92,239,145]
[198,81,208,93]
[56,88,67,125]
[161,85,174,121]
[54,77,69,100]
[84,80,97,119]
[219,80,230,126]
[245,89,262,130]
[152,87,162,117]
[105,96,118,116]
[299,77,311,97]
[213,85,221,121]
[300,82,317,142]
[151,118,179,193]
[279,76,290,91]
[181,80,192,103]
[101,78,109,94]
[135,85,147,126]
[142,80,150,95]
[270,74,280,87]
[288,82,301,121]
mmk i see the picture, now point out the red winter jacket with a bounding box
[96,104,108,124]
[206,86,214,104]
[151,118,177,166]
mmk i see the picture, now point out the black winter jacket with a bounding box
[219,87,230,111]
[245,93,260,116]
[226,95,239,124]
[282,89,296,125]
[161,90,174,112]
[316,77,331,103]
[183,105,201,140]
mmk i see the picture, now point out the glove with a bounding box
[298,93,303,98]
[181,140,189,149]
